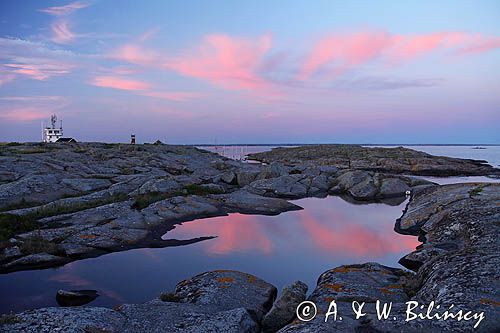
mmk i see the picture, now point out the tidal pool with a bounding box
[0,195,419,314]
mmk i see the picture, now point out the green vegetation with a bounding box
[159,292,181,302]
[0,214,37,242]
[0,193,129,242]
[5,142,22,146]
[0,198,41,212]
[132,184,223,210]
[469,184,485,197]
[0,313,20,325]
[19,236,63,256]
[132,191,171,210]
[15,148,52,154]
[184,184,223,196]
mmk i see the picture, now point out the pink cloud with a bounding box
[2,62,72,80]
[39,1,90,16]
[456,36,500,55]
[0,107,53,122]
[140,91,202,102]
[51,20,76,44]
[300,31,500,80]
[301,31,396,79]
[111,44,159,66]
[164,34,274,91]
[91,75,151,91]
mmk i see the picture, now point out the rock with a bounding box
[278,263,410,332]
[173,270,277,320]
[56,290,99,307]
[347,177,378,200]
[262,281,308,332]
[220,190,303,215]
[379,177,410,198]
[61,178,111,192]
[248,145,499,176]
[236,170,261,186]
[4,253,71,271]
[135,178,182,195]
[119,302,259,333]
[247,175,308,199]
[218,171,236,185]
[0,307,125,332]
[199,183,225,194]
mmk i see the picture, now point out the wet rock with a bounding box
[262,281,308,332]
[173,270,277,320]
[56,290,99,307]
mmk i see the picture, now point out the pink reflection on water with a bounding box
[167,214,274,255]
[164,196,419,259]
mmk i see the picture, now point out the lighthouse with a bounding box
[42,114,63,143]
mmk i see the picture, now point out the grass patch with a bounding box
[159,292,181,302]
[0,214,38,242]
[469,184,485,197]
[27,193,129,219]
[0,198,41,212]
[15,148,52,154]
[184,184,223,195]
[0,193,129,242]
[132,191,171,210]
[19,236,63,255]
[0,313,20,325]
[132,184,223,210]
[5,142,22,146]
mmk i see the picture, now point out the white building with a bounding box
[42,114,63,143]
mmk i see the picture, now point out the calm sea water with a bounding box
[0,145,498,314]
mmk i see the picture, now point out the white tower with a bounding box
[42,114,63,143]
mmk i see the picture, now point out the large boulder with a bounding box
[173,270,277,320]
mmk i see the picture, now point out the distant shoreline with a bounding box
[193,143,500,147]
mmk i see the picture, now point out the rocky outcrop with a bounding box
[248,145,499,176]
[3,182,499,333]
[278,183,500,332]
[0,143,438,273]
[1,270,276,333]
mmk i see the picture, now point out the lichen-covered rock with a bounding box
[174,270,277,320]
[262,281,308,332]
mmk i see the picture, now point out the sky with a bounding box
[0,0,499,144]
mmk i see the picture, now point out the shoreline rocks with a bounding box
[248,145,499,177]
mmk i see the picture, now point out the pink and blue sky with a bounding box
[1,0,499,143]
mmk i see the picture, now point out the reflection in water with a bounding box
[165,196,419,259]
[0,196,419,314]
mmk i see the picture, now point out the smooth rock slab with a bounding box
[174,270,277,320]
